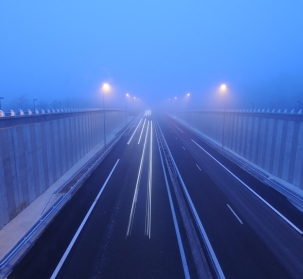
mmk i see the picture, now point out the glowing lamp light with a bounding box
[220,84,227,93]
[102,83,111,93]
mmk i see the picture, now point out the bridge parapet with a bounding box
[0,109,129,229]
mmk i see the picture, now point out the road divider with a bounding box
[156,120,226,279]
[145,121,153,238]
[155,121,190,279]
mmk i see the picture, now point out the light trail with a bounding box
[127,118,143,145]
[138,119,146,144]
[126,121,150,236]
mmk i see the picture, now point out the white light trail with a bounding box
[127,121,150,236]
[138,119,146,144]
[127,118,143,145]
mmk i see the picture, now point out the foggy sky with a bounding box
[1,1,303,111]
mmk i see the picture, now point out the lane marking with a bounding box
[196,164,202,171]
[158,124,225,279]
[145,121,153,238]
[50,160,120,279]
[127,121,150,236]
[183,147,186,150]
[127,118,143,145]
[191,139,303,235]
[227,204,243,224]
[156,125,190,279]
[172,123,184,133]
[138,118,146,144]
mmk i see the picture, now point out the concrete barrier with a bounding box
[0,110,127,229]
[175,110,303,191]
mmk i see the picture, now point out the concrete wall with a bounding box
[0,110,126,229]
[176,110,303,190]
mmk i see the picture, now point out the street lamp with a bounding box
[0,97,4,110]
[53,100,56,109]
[220,84,227,149]
[33,99,37,112]
[126,93,130,123]
[269,102,273,110]
[101,83,111,149]
[186,93,190,127]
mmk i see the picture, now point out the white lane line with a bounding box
[196,164,202,171]
[172,123,184,133]
[127,121,150,236]
[227,204,243,224]
[160,131,225,279]
[127,118,143,145]
[183,147,186,150]
[156,127,190,279]
[138,118,146,144]
[191,139,303,235]
[50,160,120,279]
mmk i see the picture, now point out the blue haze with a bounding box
[0,1,303,111]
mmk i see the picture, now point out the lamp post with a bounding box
[0,97,4,110]
[33,99,37,112]
[220,84,227,149]
[102,83,111,149]
[53,100,56,110]
[270,102,273,110]
[187,93,190,127]
[174,97,177,118]
[297,101,301,111]
[126,93,130,124]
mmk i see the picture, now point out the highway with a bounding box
[7,112,303,279]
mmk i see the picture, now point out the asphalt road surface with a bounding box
[8,112,303,279]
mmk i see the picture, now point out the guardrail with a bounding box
[0,108,102,117]
[172,108,303,115]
